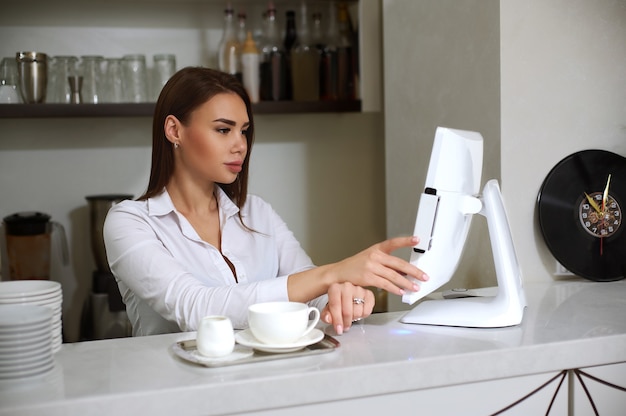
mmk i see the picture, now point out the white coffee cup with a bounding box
[196,315,235,358]
[248,301,320,345]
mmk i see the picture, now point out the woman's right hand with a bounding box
[322,236,428,296]
[321,282,375,335]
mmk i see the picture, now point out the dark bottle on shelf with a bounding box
[283,10,297,100]
[337,2,356,100]
[284,10,298,53]
[310,12,327,100]
[319,2,339,101]
[346,3,360,98]
[259,3,289,101]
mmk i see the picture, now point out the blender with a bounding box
[1,212,68,281]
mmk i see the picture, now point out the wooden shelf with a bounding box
[0,101,361,118]
[252,100,361,114]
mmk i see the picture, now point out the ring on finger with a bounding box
[353,297,365,305]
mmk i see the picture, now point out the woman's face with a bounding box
[175,92,249,185]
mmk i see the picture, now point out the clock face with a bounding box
[579,192,622,238]
[537,149,626,282]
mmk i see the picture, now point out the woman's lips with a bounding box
[225,162,243,173]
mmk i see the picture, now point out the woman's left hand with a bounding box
[321,282,375,335]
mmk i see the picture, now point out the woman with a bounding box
[103,67,427,337]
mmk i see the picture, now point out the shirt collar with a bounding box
[147,186,240,219]
[215,186,240,220]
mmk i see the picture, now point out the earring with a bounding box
[174,142,179,149]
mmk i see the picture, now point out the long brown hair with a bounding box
[139,66,255,212]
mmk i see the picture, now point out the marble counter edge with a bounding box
[3,332,625,416]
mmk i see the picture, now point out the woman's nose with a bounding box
[233,133,247,152]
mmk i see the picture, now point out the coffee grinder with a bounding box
[82,194,133,340]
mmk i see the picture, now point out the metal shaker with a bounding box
[68,75,83,104]
[16,52,48,103]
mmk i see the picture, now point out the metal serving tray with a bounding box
[171,334,340,368]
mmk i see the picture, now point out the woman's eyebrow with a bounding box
[213,118,237,125]
[213,118,250,128]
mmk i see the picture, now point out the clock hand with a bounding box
[602,174,612,212]
[599,174,612,257]
[585,192,603,214]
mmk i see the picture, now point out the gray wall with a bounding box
[383,0,501,311]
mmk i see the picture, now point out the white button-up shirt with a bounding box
[103,187,327,336]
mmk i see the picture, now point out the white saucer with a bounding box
[235,328,324,353]
[171,343,254,367]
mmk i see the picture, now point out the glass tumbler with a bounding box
[103,58,124,103]
[121,54,148,103]
[51,56,78,103]
[80,55,104,104]
[0,57,21,103]
[46,56,56,102]
[151,54,176,101]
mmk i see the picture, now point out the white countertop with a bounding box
[2,279,626,415]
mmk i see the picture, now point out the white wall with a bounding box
[0,3,386,341]
[501,0,626,281]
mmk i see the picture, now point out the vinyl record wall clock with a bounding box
[537,149,626,281]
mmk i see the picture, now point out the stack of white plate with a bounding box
[0,281,62,353]
[0,304,54,381]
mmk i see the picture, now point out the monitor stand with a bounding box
[400,180,527,328]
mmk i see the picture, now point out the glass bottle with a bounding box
[310,12,326,100]
[337,2,356,100]
[217,4,241,82]
[241,31,260,103]
[291,2,320,101]
[237,11,247,45]
[311,12,325,51]
[259,3,289,101]
[283,10,298,53]
[319,3,339,101]
[254,10,268,47]
[283,10,297,100]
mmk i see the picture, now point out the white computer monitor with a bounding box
[400,127,526,328]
